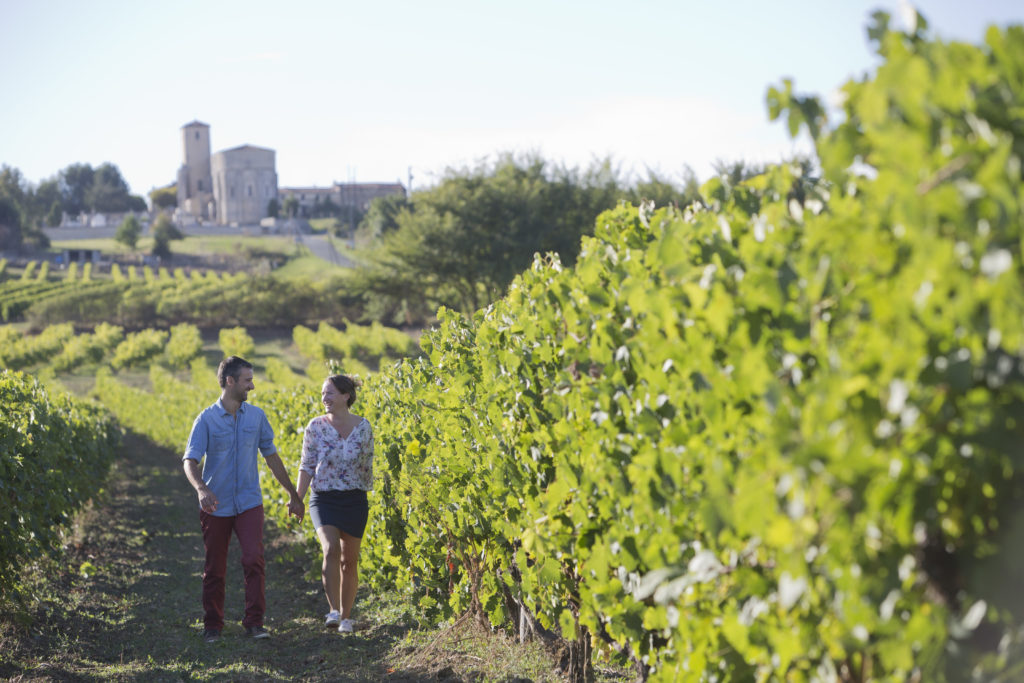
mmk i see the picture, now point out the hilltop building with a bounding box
[176,121,278,226]
[278,182,405,218]
[175,121,404,226]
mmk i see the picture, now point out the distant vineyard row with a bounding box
[0,261,362,328]
[0,319,415,379]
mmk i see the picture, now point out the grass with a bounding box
[270,254,344,281]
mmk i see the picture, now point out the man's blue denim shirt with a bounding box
[183,399,277,517]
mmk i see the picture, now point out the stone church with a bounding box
[176,120,406,227]
[176,121,278,225]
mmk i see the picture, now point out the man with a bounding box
[183,356,304,643]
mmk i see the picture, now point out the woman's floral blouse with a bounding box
[299,415,374,492]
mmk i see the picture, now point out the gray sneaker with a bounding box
[202,628,221,643]
[245,626,270,639]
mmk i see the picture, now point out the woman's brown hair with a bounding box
[328,374,357,407]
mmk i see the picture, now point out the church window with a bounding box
[195,131,200,140]
[198,180,203,191]
[247,185,253,197]
[230,186,234,198]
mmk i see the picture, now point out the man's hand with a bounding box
[198,486,219,514]
[288,493,304,521]
[184,459,217,513]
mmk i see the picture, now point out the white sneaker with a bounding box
[325,611,340,628]
[338,618,354,633]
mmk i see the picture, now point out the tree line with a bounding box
[348,154,771,322]
[0,162,148,250]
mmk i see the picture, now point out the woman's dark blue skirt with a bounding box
[309,489,369,539]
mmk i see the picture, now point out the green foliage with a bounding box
[0,194,23,250]
[292,320,415,372]
[264,357,311,388]
[149,184,177,210]
[6,270,359,329]
[0,323,74,370]
[46,201,62,228]
[165,323,203,368]
[342,19,1024,681]
[354,155,701,319]
[22,281,128,328]
[282,195,299,218]
[110,329,169,370]
[218,326,254,358]
[93,366,214,450]
[151,214,183,260]
[115,215,142,249]
[0,371,119,604]
[51,323,123,372]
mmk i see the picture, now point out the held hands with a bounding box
[288,493,305,521]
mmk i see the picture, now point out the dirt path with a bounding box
[0,431,424,682]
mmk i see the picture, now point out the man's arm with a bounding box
[263,452,304,520]
[183,458,218,513]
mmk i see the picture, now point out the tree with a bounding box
[59,163,95,215]
[115,215,142,249]
[87,162,133,212]
[357,193,409,240]
[357,154,630,314]
[631,167,701,209]
[282,196,299,218]
[34,179,62,225]
[127,195,147,212]
[150,213,183,260]
[46,201,62,228]
[267,198,279,218]
[0,196,23,250]
[150,184,178,210]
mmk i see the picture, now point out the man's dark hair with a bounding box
[218,356,253,388]
[328,374,358,407]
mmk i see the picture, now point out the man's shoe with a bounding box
[202,628,221,643]
[245,625,270,639]
[325,610,341,628]
[338,618,355,633]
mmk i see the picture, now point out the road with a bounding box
[295,233,357,268]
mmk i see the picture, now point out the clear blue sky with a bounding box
[1,0,1021,196]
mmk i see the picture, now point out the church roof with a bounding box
[182,120,210,128]
[219,144,275,154]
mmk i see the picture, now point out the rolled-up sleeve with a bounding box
[299,419,318,477]
[258,411,276,456]
[183,414,207,461]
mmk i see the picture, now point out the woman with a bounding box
[296,374,373,633]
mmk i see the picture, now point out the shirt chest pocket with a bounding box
[210,427,234,452]
[241,425,259,453]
